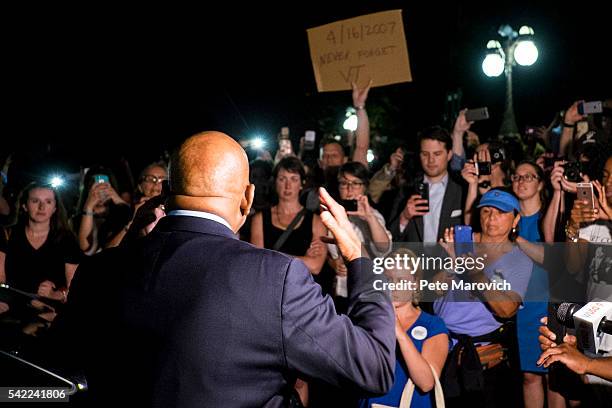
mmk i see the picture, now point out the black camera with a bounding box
[489,146,506,164]
[563,161,583,182]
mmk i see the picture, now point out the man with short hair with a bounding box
[389,126,464,243]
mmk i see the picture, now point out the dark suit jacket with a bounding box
[51,215,395,407]
[388,175,465,242]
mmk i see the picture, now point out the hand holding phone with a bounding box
[340,199,358,212]
[454,225,474,256]
[93,174,109,184]
[577,101,603,116]
[416,182,429,208]
[465,107,490,122]
[304,130,316,151]
[576,182,595,209]
[475,161,491,176]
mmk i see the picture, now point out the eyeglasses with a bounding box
[141,175,167,184]
[338,180,365,189]
[511,174,539,183]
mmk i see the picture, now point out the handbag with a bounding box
[372,363,445,408]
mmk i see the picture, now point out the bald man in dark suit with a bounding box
[51,131,395,407]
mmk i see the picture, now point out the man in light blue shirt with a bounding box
[389,126,464,243]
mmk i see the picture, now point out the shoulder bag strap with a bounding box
[272,208,307,251]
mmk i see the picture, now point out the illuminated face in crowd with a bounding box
[419,139,452,179]
[321,143,346,169]
[512,163,543,202]
[480,206,518,241]
[275,168,302,202]
[338,172,366,200]
[25,187,56,225]
[139,166,168,198]
[602,157,612,206]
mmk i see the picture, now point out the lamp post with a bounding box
[482,25,539,139]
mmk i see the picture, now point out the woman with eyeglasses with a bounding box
[109,162,170,246]
[511,161,559,408]
[329,162,391,286]
[134,162,168,202]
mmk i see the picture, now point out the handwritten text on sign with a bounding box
[307,10,412,92]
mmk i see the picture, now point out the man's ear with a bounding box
[446,149,453,162]
[240,184,255,218]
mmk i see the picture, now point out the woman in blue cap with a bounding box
[434,187,533,408]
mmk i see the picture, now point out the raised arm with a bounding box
[559,102,586,158]
[351,81,372,167]
[282,188,394,393]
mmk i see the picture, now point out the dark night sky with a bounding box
[2,2,610,176]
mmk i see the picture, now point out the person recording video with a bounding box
[538,316,612,382]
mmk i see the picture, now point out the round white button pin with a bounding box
[411,326,428,340]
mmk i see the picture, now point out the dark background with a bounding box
[2,2,610,177]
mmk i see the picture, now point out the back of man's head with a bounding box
[168,131,254,231]
[170,131,248,197]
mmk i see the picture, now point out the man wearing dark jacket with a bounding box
[388,126,465,243]
[51,131,395,407]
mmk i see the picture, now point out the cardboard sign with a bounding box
[307,10,412,92]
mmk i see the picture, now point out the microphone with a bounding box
[556,301,612,355]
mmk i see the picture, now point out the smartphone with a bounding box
[341,199,358,212]
[465,107,490,122]
[416,182,429,210]
[454,225,474,256]
[577,101,603,116]
[304,130,316,151]
[93,174,109,184]
[576,182,595,209]
[281,126,290,138]
[278,139,293,156]
[476,161,491,176]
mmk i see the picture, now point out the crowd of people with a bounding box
[1,83,611,407]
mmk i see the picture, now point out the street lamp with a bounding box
[482,24,539,139]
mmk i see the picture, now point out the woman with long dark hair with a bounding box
[511,161,562,408]
[0,181,81,314]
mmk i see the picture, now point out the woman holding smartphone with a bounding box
[75,167,131,255]
[435,188,533,407]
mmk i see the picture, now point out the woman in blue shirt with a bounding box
[512,161,559,408]
[362,249,450,408]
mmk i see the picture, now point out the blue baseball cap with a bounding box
[477,189,520,213]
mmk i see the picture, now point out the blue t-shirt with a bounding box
[518,211,541,242]
[361,311,450,408]
[434,246,533,338]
